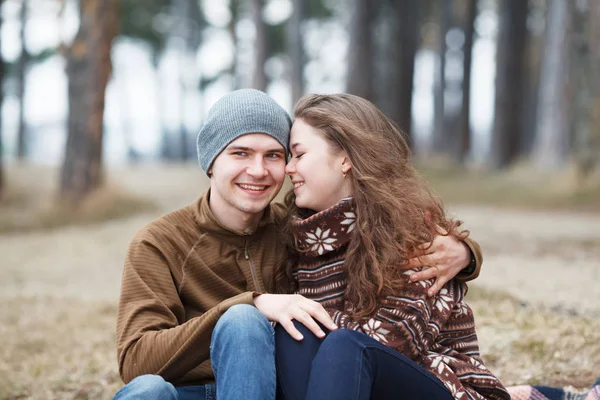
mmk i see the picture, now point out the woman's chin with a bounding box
[295,197,315,211]
[295,199,307,209]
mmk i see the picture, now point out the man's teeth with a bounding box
[239,184,267,191]
[294,182,304,188]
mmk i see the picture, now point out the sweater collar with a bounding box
[292,198,356,257]
[193,189,277,246]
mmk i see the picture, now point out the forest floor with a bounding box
[0,163,599,399]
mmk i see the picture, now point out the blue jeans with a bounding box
[275,322,453,400]
[113,304,276,400]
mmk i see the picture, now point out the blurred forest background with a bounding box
[0,0,599,209]
[1,0,600,399]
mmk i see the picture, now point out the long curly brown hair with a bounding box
[275,93,467,319]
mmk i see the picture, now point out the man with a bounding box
[113,89,482,400]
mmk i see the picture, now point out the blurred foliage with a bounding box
[267,21,286,54]
[308,0,333,18]
[119,0,171,57]
[119,0,206,62]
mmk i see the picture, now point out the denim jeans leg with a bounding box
[112,375,178,399]
[210,304,276,400]
[175,384,215,400]
[305,329,453,400]
[275,321,328,400]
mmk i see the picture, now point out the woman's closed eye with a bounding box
[295,153,305,159]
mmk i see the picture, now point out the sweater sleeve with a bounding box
[116,235,255,383]
[327,268,463,361]
[456,237,483,282]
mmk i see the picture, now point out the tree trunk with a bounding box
[17,0,29,161]
[60,0,118,203]
[228,0,240,89]
[0,0,4,199]
[587,1,600,177]
[174,0,191,161]
[251,0,268,91]
[570,1,600,180]
[347,0,377,102]
[432,0,450,153]
[490,0,528,169]
[520,1,545,158]
[532,0,570,170]
[287,0,306,104]
[389,0,419,142]
[459,0,477,163]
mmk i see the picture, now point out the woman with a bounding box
[274,93,509,400]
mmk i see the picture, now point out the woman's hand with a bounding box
[254,293,338,341]
[404,228,471,297]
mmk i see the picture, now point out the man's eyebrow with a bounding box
[226,146,284,153]
[226,146,252,151]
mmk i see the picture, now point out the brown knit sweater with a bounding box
[292,199,509,400]
[116,190,287,386]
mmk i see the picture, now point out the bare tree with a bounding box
[532,0,570,170]
[0,0,4,199]
[60,0,119,203]
[490,0,528,168]
[251,0,268,91]
[570,0,600,179]
[432,0,451,152]
[17,0,29,161]
[520,1,545,158]
[388,0,420,142]
[347,0,377,102]
[587,0,600,177]
[287,0,306,103]
[458,0,477,163]
[228,0,240,89]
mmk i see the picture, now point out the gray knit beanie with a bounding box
[197,89,292,175]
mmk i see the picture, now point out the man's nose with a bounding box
[247,157,268,177]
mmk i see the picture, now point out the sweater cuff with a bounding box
[456,237,482,282]
[217,292,256,314]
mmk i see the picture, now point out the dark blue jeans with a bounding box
[275,322,453,400]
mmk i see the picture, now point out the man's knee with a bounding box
[113,375,177,399]
[214,304,273,339]
[210,305,276,391]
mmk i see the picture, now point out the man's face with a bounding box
[209,133,286,218]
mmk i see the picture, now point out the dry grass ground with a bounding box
[0,163,599,399]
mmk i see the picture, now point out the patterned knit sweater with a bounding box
[291,199,510,400]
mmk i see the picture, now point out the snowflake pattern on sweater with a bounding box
[292,199,510,400]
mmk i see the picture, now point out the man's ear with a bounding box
[341,156,352,174]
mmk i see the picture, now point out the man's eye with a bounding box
[233,152,247,156]
[266,153,282,159]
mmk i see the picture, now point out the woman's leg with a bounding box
[275,321,327,400]
[305,329,454,400]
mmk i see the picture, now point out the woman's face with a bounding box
[285,118,352,212]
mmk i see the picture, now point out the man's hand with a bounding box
[404,227,471,297]
[254,294,338,341]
